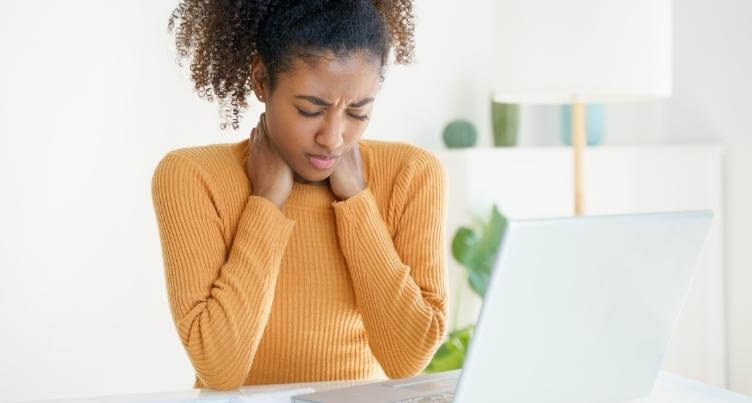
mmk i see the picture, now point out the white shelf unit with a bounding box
[436,145,726,387]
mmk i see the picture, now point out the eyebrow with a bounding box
[295,95,374,108]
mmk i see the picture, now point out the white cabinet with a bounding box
[436,145,726,387]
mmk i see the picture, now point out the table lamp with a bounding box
[493,0,672,216]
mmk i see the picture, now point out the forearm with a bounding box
[333,189,447,378]
[159,194,294,389]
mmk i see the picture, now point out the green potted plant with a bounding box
[425,205,507,373]
[491,102,519,147]
[442,119,478,149]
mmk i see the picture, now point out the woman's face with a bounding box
[254,51,381,184]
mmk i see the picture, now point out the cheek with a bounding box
[344,122,367,144]
[268,112,310,148]
[272,126,305,155]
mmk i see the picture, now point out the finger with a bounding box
[249,128,257,147]
[251,128,267,150]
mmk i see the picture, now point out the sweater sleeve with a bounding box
[331,151,448,379]
[151,152,295,390]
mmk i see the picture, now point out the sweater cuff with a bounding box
[331,188,378,223]
[233,196,296,260]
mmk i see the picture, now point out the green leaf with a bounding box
[468,270,490,297]
[487,205,507,254]
[454,204,508,298]
[451,226,478,268]
[425,326,475,373]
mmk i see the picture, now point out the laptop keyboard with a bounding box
[392,389,456,402]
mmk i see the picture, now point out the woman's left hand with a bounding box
[329,144,365,200]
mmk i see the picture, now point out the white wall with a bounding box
[0,1,496,401]
[667,1,752,394]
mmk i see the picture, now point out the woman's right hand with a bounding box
[246,118,294,209]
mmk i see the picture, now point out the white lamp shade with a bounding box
[493,0,672,104]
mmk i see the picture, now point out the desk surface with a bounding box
[26,371,751,403]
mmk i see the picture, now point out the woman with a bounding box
[152,0,447,390]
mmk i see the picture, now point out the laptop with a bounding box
[292,210,713,403]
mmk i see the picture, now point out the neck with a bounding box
[294,174,328,186]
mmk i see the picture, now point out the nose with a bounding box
[315,114,344,151]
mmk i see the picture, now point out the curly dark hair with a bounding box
[167,0,415,130]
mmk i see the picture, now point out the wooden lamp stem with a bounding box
[572,102,586,216]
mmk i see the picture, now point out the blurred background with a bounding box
[1,0,750,401]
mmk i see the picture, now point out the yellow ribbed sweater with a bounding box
[151,138,448,390]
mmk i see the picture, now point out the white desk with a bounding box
[26,371,751,403]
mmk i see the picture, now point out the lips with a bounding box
[307,154,338,170]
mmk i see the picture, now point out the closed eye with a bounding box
[348,112,369,121]
[296,107,369,121]
[297,109,321,118]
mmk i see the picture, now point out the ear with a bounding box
[251,55,269,103]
